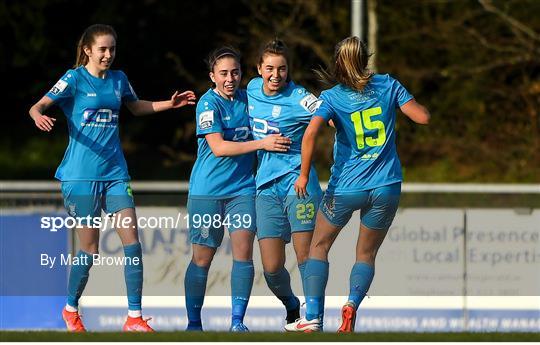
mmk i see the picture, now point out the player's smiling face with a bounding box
[258,53,288,96]
[210,56,241,100]
[84,34,116,74]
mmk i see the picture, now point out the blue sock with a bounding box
[304,258,329,321]
[185,261,209,328]
[263,267,299,311]
[231,260,254,325]
[348,261,375,309]
[123,243,143,311]
[298,262,306,296]
[66,250,93,308]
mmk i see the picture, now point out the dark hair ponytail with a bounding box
[205,46,241,72]
[257,39,291,82]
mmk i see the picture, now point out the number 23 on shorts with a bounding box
[296,202,315,220]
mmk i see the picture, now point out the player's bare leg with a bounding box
[291,231,312,265]
[259,238,286,273]
[308,212,343,261]
[230,230,254,262]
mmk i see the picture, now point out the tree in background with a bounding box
[1,0,538,181]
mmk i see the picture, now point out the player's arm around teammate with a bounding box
[246,39,324,325]
[185,47,291,332]
[28,24,196,333]
[287,37,430,333]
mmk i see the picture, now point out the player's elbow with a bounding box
[126,101,145,116]
[210,146,226,157]
[416,111,430,125]
[409,105,431,125]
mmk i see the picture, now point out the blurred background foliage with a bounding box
[1,0,538,182]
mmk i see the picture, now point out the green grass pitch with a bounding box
[1,331,539,342]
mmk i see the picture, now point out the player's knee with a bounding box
[310,237,332,255]
[233,243,252,261]
[81,243,99,254]
[356,250,378,265]
[295,249,309,264]
[192,254,214,268]
[262,261,283,274]
[295,247,309,264]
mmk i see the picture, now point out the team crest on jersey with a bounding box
[300,94,321,113]
[115,81,122,101]
[271,105,281,118]
[50,79,68,95]
[199,110,214,130]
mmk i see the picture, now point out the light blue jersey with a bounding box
[316,74,413,194]
[189,89,256,197]
[46,66,138,181]
[247,77,321,188]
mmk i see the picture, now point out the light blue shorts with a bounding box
[256,171,322,243]
[320,182,401,230]
[61,180,135,222]
[187,195,256,248]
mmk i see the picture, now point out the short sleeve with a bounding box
[313,91,335,121]
[195,97,223,137]
[45,70,76,103]
[392,77,413,107]
[296,88,322,124]
[120,71,138,103]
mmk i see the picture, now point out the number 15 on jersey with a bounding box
[350,106,386,149]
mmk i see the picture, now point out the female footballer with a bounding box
[185,46,291,332]
[28,24,196,332]
[285,36,430,333]
[247,39,323,326]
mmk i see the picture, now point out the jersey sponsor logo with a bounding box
[232,126,250,142]
[251,117,280,138]
[199,110,214,130]
[347,86,379,103]
[81,108,119,128]
[50,79,68,95]
[223,126,250,142]
[361,152,380,160]
[87,93,97,97]
[271,105,281,118]
[300,93,321,113]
